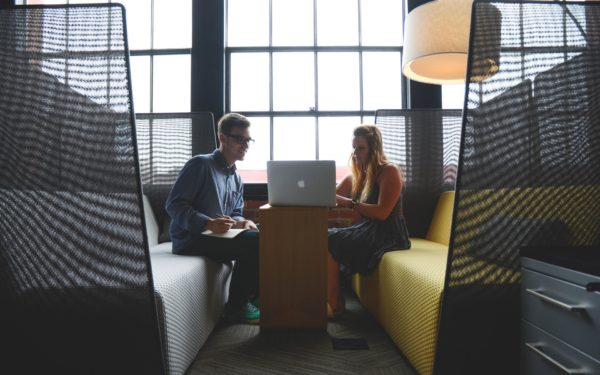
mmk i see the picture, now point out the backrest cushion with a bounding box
[142,184,172,243]
[425,191,455,246]
[143,194,159,247]
[158,217,172,244]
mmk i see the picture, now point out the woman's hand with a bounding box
[336,194,353,209]
[206,215,236,234]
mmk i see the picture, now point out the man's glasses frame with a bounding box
[223,132,255,145]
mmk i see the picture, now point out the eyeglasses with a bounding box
[223,132,255,145]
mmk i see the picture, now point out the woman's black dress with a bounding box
[328,183,411,275]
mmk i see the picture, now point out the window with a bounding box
[442,84,466,110]
[226,0,405,182]
[18,0,408,186]
[19,0,192,114]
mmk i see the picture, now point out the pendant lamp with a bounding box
[402,0,500,84]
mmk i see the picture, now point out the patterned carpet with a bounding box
[186,291,417,375]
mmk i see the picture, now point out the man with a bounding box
[166,113,260,323]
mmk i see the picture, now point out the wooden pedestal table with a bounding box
[259,204,328,330]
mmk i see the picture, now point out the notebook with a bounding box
[267,160,336,207]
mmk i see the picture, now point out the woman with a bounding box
[328,125,411,317]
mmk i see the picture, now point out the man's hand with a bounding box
[206,215,236,234]
[234,219,258,231]
[243,219,258,230]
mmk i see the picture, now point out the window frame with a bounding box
[17,0,192,114]
[11,0,444,200]
[224,0,409,187]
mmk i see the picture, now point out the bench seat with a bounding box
[352,191,454,375]
[143,195,232,375]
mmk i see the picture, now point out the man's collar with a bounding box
[213,149,237,172]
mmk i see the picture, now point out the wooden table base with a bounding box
[259,205,328,330]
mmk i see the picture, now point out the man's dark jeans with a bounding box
[176,230,259,310]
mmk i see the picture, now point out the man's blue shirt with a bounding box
[166,149,244,252]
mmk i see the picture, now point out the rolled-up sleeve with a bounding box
[166,158,211,234]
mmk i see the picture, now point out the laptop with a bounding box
[267,160,337,207]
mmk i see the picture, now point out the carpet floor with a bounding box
[186,291,417,375]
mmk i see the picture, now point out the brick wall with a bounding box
[244,200,360,228]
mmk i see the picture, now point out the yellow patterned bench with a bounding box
[352,191,454,375]
[352,185,600,375]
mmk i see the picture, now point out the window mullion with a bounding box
[149,0,155,113]
[269,0,274,161]
[313,0,319,160]
[358,0,364,121]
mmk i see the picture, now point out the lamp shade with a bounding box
[402,0,499,84]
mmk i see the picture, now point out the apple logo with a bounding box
[297,179,306,188]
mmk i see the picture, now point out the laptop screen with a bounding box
[267,160,336,207]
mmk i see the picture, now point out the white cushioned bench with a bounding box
[143,195,232,375]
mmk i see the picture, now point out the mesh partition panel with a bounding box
[136,112,216,186]
[0,5,164,374]
[136,112,217,238]
[375,110,462,237]
[435,2,600,374]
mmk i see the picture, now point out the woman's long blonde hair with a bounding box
[350,125,390,202]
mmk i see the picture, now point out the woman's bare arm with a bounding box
[353,164,402,221]
[335,174,353,206]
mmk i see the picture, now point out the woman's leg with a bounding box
[327,253,345,313]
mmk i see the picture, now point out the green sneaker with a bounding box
[229,302,260,324]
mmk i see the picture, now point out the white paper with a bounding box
[201,228,247,239]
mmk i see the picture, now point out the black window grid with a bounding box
[224,0,408,161]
